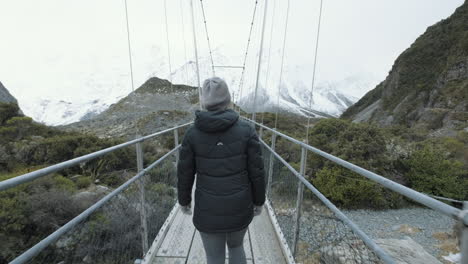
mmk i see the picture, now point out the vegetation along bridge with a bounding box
[1,118,467,264]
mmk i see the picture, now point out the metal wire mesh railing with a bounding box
[254,117,467,264]
[295,195,382,264]
[261,144,385,263]
[0,124,190,264]
[26,155,178,264]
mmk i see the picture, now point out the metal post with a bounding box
[266,130,277,196]
[136,139,149,254]
[174,129,180,164]
[189,0,203,110]
[292,147,306,257]
[462,202,468,264]
[259,127,264,140]
[251,0,269,122]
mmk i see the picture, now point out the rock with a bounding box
[55,235,74,249]
[318,237,442,264]
[319,240,379,264]
[95,185,110,195]
[275,208,296,216]
[375,237,442,264]
[397,224,422,234]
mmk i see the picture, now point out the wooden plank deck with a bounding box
[144,204,289,264]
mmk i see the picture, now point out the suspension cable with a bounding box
[260,0,277,126]
[305,0,324,144]
[179,0,189,84]
[199,0,216,76]
[124,0,139,137]
[189,0,203,109]
[236,0,259,113]
[273,0,290,130]
[124,0,135,94]
[251,0,269,122]
[164,0,174,94]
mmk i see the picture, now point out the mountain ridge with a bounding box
[342,2,468,137]
[0,81,18,104]
[60,77,199,138]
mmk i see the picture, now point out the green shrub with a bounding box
[313,165,394,209]
[404,145,467,200]
[0,103,20,125]
[76,176,92,189]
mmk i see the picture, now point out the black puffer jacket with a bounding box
[177,109,265,233]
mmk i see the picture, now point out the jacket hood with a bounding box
[195,109,239,133]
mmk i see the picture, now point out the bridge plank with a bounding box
[249,209,288,264]
[156,209,196,257]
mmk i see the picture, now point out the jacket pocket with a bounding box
[196,188,253,216]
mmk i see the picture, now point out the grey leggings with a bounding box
[199,228,247,264]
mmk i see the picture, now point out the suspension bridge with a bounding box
[1,0,467,263]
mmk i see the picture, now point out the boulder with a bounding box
[375,237,442,264]
[318,237,442,264]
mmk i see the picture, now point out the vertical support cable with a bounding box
[252,0,269,122]
[236,0,259,113]
[124,0,135,94]
[164,0,174,94]
[199,0,216,76]
[273,0,290,130]
[260,0,277,130]
[266,130,277,196]
[305,0,324,144]
[292,147,306,257]
[124,3,148,254]
[136,140,149,254]
[179,0,189,84]
[189,0,203,110]
[174,129,180,164]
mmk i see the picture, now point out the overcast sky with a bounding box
[0,0,464,107]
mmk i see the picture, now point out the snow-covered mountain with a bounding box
[21,96,123,126]
[238,78,364,118]
[20,48,378,126]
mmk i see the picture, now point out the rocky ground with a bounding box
[341,207,457,259]
[275,204,459,263]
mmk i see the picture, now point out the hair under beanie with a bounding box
[201,77,231,111]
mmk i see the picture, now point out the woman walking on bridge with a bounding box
[177,77,266,264]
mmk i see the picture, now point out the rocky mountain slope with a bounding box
[0,81,18,104]
[61,77,199,138]
[342,2,468,137]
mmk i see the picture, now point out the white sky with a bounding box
[0,0,464,106]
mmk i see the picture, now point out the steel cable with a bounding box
[199,0,216,76]
[273,0,290,130]
[305,0,324,144]
[236,0,260,113]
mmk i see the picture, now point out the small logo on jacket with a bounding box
[216,142,224,146]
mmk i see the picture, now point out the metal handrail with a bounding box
[0,122,192,191]
[244,117,463,223]
[261,139,395,264]
[10,146,180,264]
